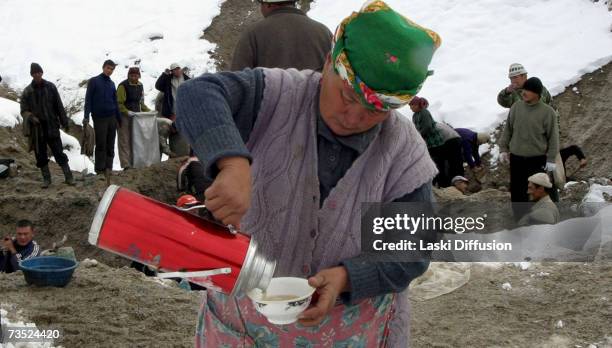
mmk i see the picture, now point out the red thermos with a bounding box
[88,185,275,296]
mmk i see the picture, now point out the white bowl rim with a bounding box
[248,277,316,304]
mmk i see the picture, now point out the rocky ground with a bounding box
[0,1,610,347]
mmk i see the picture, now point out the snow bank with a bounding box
[0,98,21,128]
[310,0,612,131]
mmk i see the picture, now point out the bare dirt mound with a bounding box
[556,63,612,181]
[0,262,200,347]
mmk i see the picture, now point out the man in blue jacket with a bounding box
[83,59,120,183]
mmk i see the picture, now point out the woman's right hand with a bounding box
[204,157,251,229]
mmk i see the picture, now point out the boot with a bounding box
[61,163,75,186]
[104,168,111,186]
[40,165,51,189]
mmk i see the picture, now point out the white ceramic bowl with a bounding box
[247,277,316,325]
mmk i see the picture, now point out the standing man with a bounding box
[20,63,74,188]
[230,0,332,71]
[155,63,190,156]
[497,63,553,108]
[83,59,120,184]
[0,220,41,274]
[500,77,559,219]
[117,67,150,170]
[177,1,440,345]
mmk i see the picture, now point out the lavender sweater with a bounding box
[176,68,437,302]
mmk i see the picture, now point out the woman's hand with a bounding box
[298,266,350,327]
[204,157,251,228]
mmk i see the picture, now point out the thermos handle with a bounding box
[157,267,232,279]
[177,205,238,235]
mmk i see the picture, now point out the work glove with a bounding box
[545,162,556,172]
[499,152,510,165]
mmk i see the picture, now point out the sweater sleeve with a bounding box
[462,137,476,168]
[175,69,264,178]
[499,108,514,153]
[497,87,514,108]
[84,78,94,119]
[155,72,171,92]
[339,181,433,304]
[117,84,129,115]
[546,109,559,162]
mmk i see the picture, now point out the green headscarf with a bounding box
[331,1,441,111]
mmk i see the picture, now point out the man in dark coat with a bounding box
[83,59,120,183]
[155,63,190,156]
[20,63,74,188]
[230,0,332,72]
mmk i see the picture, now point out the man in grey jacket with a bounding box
[500,77,559,219]
[518,173,560,226]
[230,0,332,71]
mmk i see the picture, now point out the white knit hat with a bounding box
[508,63,527,78]
[451,176,469,185]
[528,172,552,188]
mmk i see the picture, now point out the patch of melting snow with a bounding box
[555,320,564,329]
[501,282,512,291]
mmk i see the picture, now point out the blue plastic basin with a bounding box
[19,256,78,287]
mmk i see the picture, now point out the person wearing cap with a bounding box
[20,63,74,188]
[116,67,151,170]
[518,173,560,226]
[155,63,190,121]
[155,63,191,157]
[83,59,121,183]
[230,0,332,71]
[177,1,440,345]
[439,175,470,200]
[500,76,559,219]
[455,128,490,172]
[497,63,553,109]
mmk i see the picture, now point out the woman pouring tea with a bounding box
[177,1,441,346]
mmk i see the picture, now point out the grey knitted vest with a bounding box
[239,68,436,347]
[243,68,436,276]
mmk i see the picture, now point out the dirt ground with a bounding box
[0,262,201,347]
[0,2,610,347]
[410,262,612,348]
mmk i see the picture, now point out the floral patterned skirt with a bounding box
[195,290,397,347]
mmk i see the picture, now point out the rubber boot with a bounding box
[40,165,51,189]
[104,168,111,186]
[61,163,75,186]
